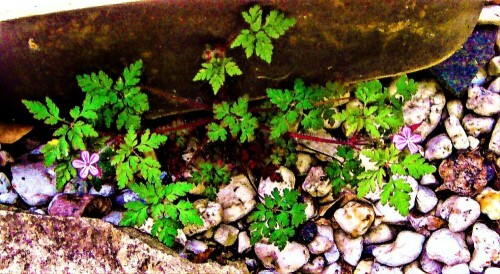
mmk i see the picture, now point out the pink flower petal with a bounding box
[407,142,421,154]
[88,165,100,177]
[72,159,86,169]
[80,151,90,164]
[409,133,422,143]
[394,141,407,151]
[401,126,412,139]
[79,166,90,179]
[89,153,100,165]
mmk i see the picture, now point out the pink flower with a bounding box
[392,125,422,154]
[72,151,101,179]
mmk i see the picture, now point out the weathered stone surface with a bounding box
[430,26,497,97]
[0,207,247,273]
[0,0,483,121]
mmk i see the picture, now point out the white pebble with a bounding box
[466,85,500,117]
[424,134,453,161]
[334,201,374,237]
[442,263,470,274]
[489,118,500,155]
[425,228,471,266]
[445,115,469,150]
[468,136,480,150]
[363,223,395,245]
[238,231,251,253]
[373,231,425,267]
[447,100,464,119]
[479,5,500,26]
[302,167,331,197]
[472,67,488,86]
[295,153,312,175]
[490,56,500,76]
[469,223,500,273]
[489,77,500,93]
[416,185,438,213]
[462,114,496,137]
[307,224,334,255]
[420,174,438,186]
[437,196,481,232]
[333,230,363,266]
[476,187,500,220]
[276,242,310,274]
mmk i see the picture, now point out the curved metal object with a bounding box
[0,0,484,121]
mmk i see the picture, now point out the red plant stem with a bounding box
[154,118,214,134]
[141,85,212,111]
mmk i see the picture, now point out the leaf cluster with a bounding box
[208,96,258,143]
[76,60,148,130]
[266,79,329,139]
[121,181,203,247]
[231,5,296,63]
[248,188,307,250]
[267,138,297,168]
[190,162,230,199]
[325,146,363,194]
[356,146,435,215]
[193,57,242,95]
[334,75,417,138]
[111,129,167,189]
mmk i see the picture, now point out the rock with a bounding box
[297,129,339,162]
[303,196,316,220]
[254,242,280,269]
[0,0,484,122]
[445,115,469,150]
[183,199,222,236]
[466,85,500,116]
[322,262,342,274]
[425,228,471,266]
[0,208,246,273]
[214,224,239,247]
[238,231,251,253]
[462,114,495,137]
[63,178,91,195]
[403,261,426,274]
[333,201,374,237]
[403,80,446,139]
[490,56,500,75]
[186,239,208,255]
[437,196,481,232]
[430,26,497,96]
[28,207,45,215]
[258,166,295,199]
[447,100,464,119]
[0,191,18,204]
[485,268,500,274]
[216,174,255,223]
[420,174,438,186]
[295,153,312,175]
[102,211,123,226]
[307,223,334,254]
[353,260,373,274]
[301,256,324,274]
[0,172,11,194]
[489,76,500,92]
[373,231,425,267]
[302,167,331,197]
[276,242,310,273]
[471,67,488,86]
[416,185,438,213]
[333,230,363,266]
[323,244,340,264]
[375,175,418,223]
[300,221,318,244]
[476,187,500,220]
[442,263,470,274]
[371,262,403,274]
[437,151,488,196]
[0,123,33,144]
[469,223,500,273]
[420,249,443,274]
[424,134,453,161]
[89,184,115,197]
[479,5,500,26]
[11,162,57,206]
[48,193,112,218]
[408,214,446,237]
[468,136,480,150]
[363,223,395,245]
[114,189,141,207]
[490,118,500,155]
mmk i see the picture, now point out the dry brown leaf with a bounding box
[0,122,33,144]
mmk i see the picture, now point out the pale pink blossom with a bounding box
[72,151,101,179]
[392,125,422,154]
